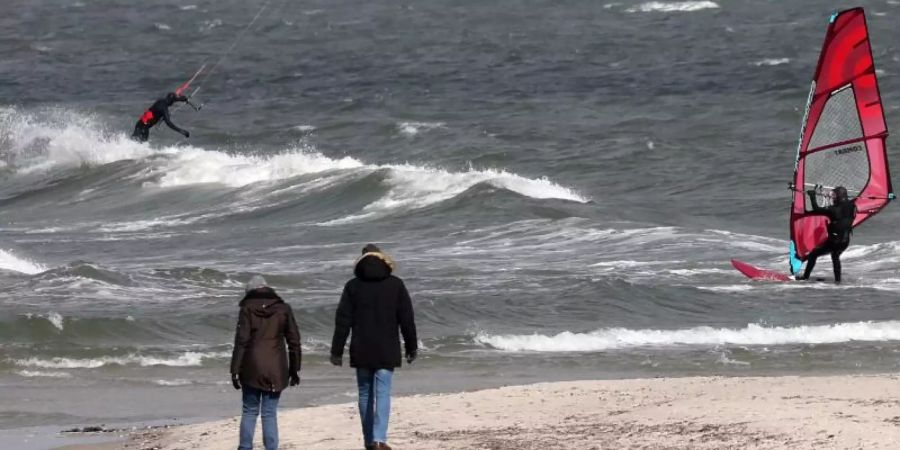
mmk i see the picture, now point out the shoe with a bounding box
[375,443,392,450]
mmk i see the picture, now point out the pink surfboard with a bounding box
[730,259,792,282]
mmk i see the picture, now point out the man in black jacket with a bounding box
[796,186,857,284]
[231,275,302,450]
[131,92,192,142]
[331,244,417,450]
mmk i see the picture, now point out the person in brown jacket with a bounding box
[230,275,302,450]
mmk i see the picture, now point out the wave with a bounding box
[474,321,900,352]
[753,58,790,67]
[1,107,587,223]
[397,121,445,136]
[153,379,193,386]
[626,1,719,13]
[0,107,155,174]
[15,370,73,378]
[11,351,229,369]
[0,249,47,274]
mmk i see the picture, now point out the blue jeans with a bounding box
[356,368,394,445]
[239,386,281,450]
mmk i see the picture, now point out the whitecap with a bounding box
[626,1,719,13]
[474,320,900,352]
[0,249,47,274]
[397,121,445,137]
[753,58,790,66]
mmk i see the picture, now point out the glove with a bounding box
[231,373,241,390]
[182,130,190,138]
[329,355,343,367]
[406,350,417,364]
[289,371,300,386]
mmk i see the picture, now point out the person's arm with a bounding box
[284,305,302,375]
[330,284,353,363]
[807,190,827,213]
[161,108,190,137]
[397,280,418,362]
[230,307,252,375]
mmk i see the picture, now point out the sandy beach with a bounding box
[74,374,898,450]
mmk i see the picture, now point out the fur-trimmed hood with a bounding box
[354,252,395,281]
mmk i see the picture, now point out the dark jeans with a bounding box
[239,386,281,450]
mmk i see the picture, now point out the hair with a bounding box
[362,243,381,254]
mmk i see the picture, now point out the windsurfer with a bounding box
[131,92,192,142]
[795,186,856,283]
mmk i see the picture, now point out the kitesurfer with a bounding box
[796,186,856,283]
[131,92,192,142]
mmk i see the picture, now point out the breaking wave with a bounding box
[0,249,47,274]
[626,1,719,13]
[475,321,900,352]
[0,107,588,223]
[753,58,791,66]
[11,351,229,369]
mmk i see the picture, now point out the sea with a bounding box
[3,0,900,447]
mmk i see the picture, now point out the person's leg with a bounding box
[800,245,828,280]
[239,386,261,450]
[831,242,849,284]
[260,390,281,450]
[356,368,375,447]
[372,369,394,445]
[131,122,148,142]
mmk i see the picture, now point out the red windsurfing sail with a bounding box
[788,8,892,274]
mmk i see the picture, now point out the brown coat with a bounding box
[230,288,302,392]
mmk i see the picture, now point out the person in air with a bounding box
[796,185,856,284]
[131,92,192,142]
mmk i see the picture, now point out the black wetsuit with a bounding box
[800,190,856,283]
[131,94,190,142]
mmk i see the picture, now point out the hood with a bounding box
[239,287,284,317]
[354,252,395,281]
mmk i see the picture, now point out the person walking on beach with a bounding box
[331,244,418,450]
[230,275,302,450]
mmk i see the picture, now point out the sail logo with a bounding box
[834,145,862,156]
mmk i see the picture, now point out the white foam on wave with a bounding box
[318,165,588,225]
[0,107,156,174]
[12,351,229,369]
[626,1,719,13]
[292,124,317,132]
[15,370,73,378]
[475,321,900,352]
[153,379,193,386]
[2,107,587,221]
[753,58,790,66]
[155,23,171,31]
[47,312,64,331]
[0,249,47,274]
[154,147,364,188]
[397,121,445,137]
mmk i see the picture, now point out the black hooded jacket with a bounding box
[330,253,417,369]
[230,288,302,392]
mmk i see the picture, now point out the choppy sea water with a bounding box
[3,0,900,440]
